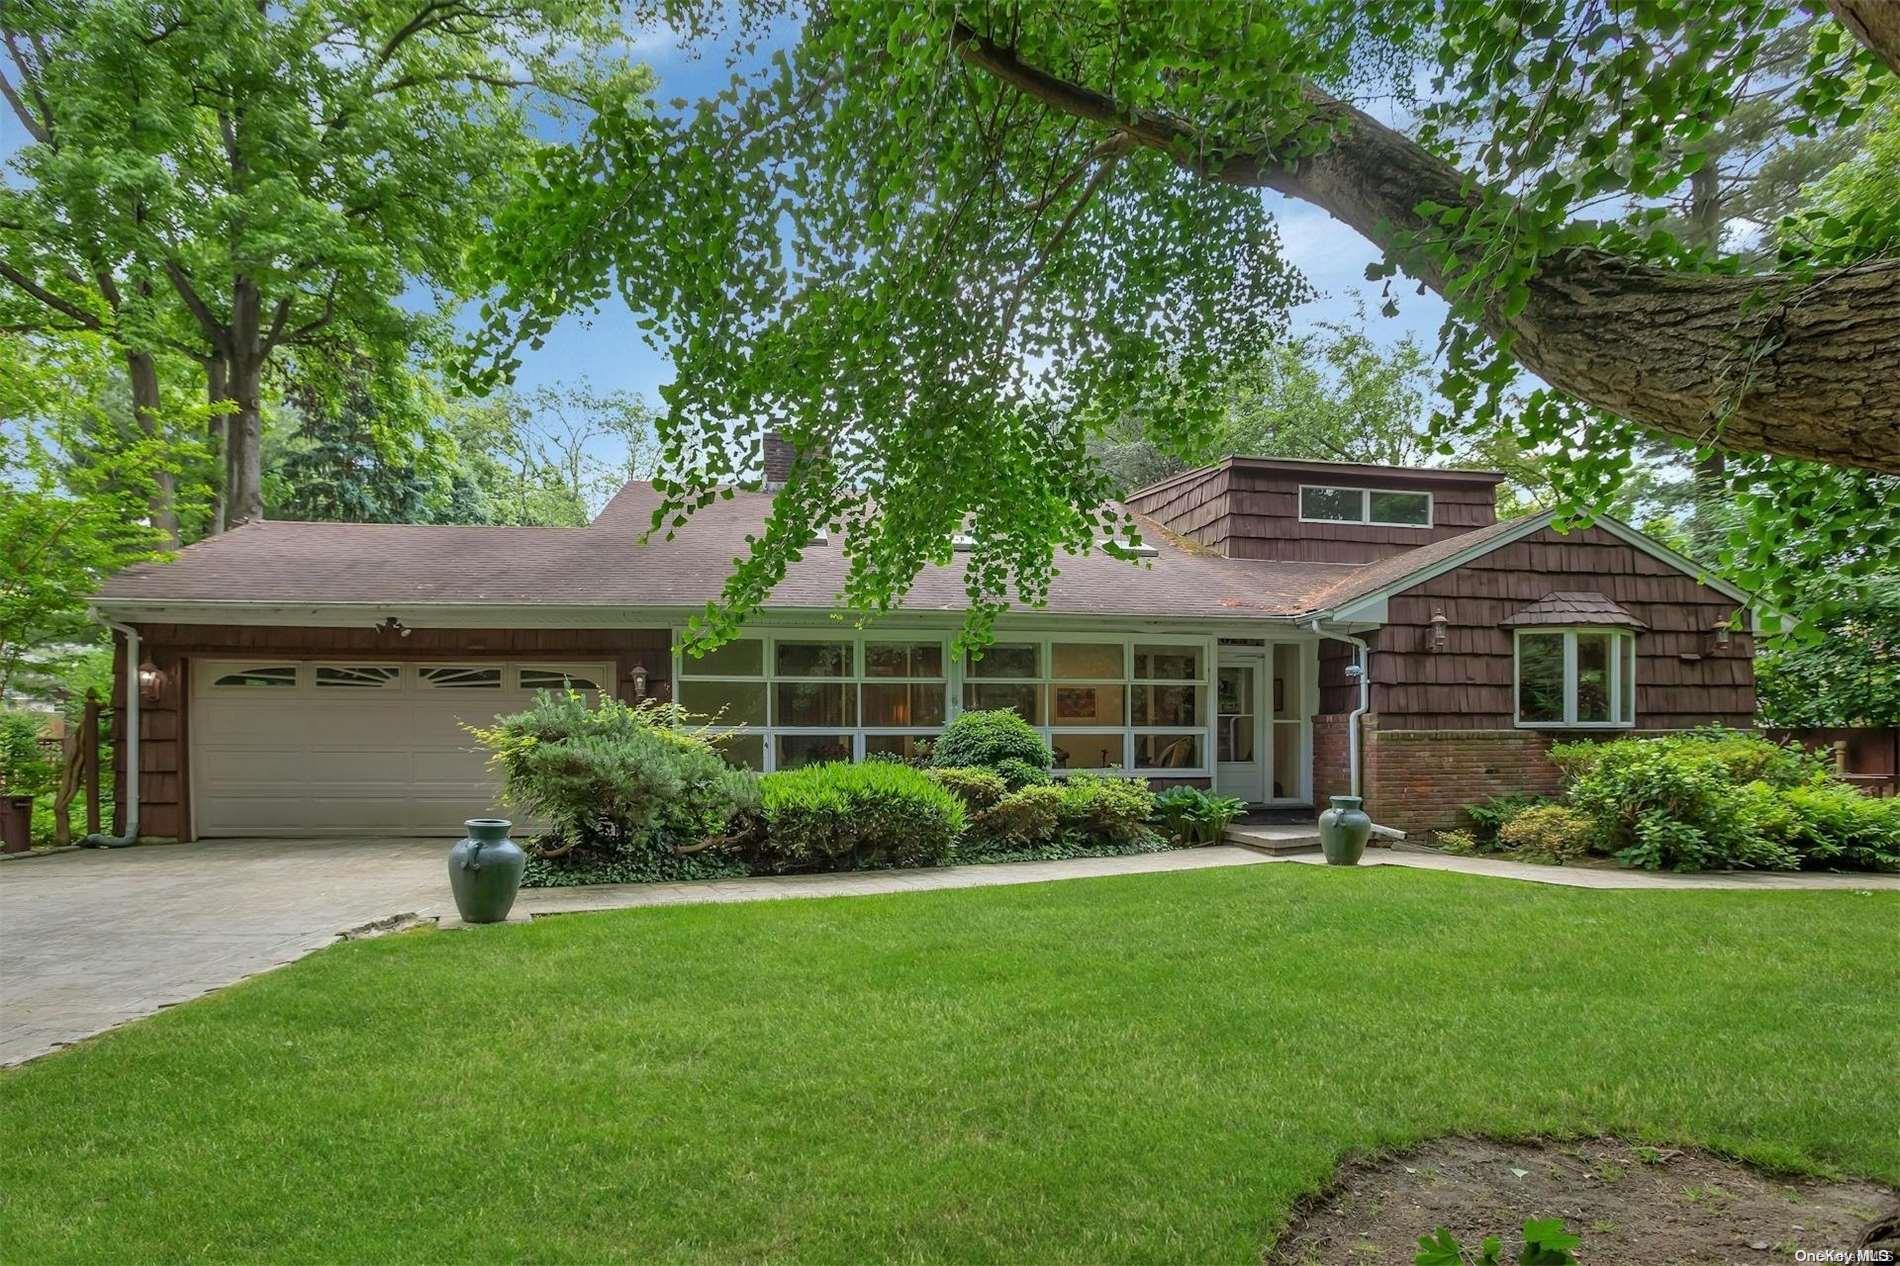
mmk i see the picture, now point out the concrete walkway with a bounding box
[5,837,1895,1067]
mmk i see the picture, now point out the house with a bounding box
[92,438,1755,841]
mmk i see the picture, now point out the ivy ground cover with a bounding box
[2,865,1895,1263]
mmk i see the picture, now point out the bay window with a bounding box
[1514,629,1637,728]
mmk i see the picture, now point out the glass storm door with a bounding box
[1216,655,1268,804]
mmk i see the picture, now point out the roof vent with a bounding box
[1101,538,1158,559]
[951,534,976,551]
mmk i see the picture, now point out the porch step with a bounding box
[1221,823,1321,855]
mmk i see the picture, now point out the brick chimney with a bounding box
[762,430,797,489]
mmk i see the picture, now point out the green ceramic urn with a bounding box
[447,818,525,923]
[1317,795,1372,866]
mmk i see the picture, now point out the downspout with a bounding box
[1306,617,1405,840]
[81,620,140,848]
[1306,618,1369,798]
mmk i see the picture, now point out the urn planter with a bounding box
[1317,795,1372,866]
[447,818,525,923]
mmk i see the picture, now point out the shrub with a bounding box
[993,756,1053,791]
[1494,804,1596,864]
[1555,734,1798,872]
[1434,828,1483,855]
[1152,785,1247,845]
[971,782,1063,847]
[0,710,55,798]
[964,775,1165,861]
[1775,781,1900,872]
[925,766,1007,812]
[1056,774,1157,845]
[929,710,1052,776]
[1464,792,1550,844]
[755,761,965,872]
[468,692,758,881]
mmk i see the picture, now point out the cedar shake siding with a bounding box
[1361,523,1753,731]
[1316,522,1755,834]
[1127,457,1504,563]
[113,625,670,842]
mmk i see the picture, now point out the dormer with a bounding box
[1126,456,1505,563]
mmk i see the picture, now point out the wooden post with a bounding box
[83,692,101,836]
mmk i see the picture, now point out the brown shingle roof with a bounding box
[1500,590,1648,629]
[98,481,1370,622]
[1297,511,1551,614]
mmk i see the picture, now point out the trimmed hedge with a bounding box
[755,761,967,872]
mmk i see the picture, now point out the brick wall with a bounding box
[1313,714,1353,806]
[1360,718,1566,836]
[1357,719,1749,836]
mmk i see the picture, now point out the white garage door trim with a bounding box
[190,659,610,838]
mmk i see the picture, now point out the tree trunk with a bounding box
[126,349,180,547]
[224,279,264,528]
[953,27,1900,473]
[205,355,229,534]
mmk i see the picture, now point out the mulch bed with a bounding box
[1266,1136,1898,1266]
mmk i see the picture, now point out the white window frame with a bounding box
[963,633,1213,777]
[1297,484,1434,529]
[1512,628,1637,729]
[673,629,1215,775]
[674,632,952,771]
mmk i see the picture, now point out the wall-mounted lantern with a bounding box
[1429,606,1450,652]
[137,659,166,702]
[628,662,650,700]
[1707,617,1735,654]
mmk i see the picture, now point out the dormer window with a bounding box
[1299,485,1432,528]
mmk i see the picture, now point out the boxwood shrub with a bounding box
[755,761,966,873]
[929,710,1052,783]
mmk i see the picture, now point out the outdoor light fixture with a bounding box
[1709,619,1734,653]
[628,662,650,700]
[137,658,165,702]
[376,616,412,638]
[1429,606,1450,652]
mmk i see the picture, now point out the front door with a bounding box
[1216,653,1267,804]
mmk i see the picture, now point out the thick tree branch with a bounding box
[163,259,226,342]
[0,262,101,328]
[952,23,1900,474]
[0,31,53,144]
[1827,0,1900,74]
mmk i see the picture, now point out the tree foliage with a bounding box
[0,336,171,700]
[468,0,1896,648]
[1,0,648,535]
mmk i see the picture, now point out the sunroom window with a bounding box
[676,632,1212,774]
[1514,629,1637,727]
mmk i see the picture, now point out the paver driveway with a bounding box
[1,838,448,1066]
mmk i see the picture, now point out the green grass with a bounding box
[3,866,1896,1264]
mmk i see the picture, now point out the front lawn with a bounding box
[3,866,1896,1263]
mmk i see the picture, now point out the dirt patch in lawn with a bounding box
[1266,1136,1898,1266]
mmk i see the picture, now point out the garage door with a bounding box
[190,660,609,836]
